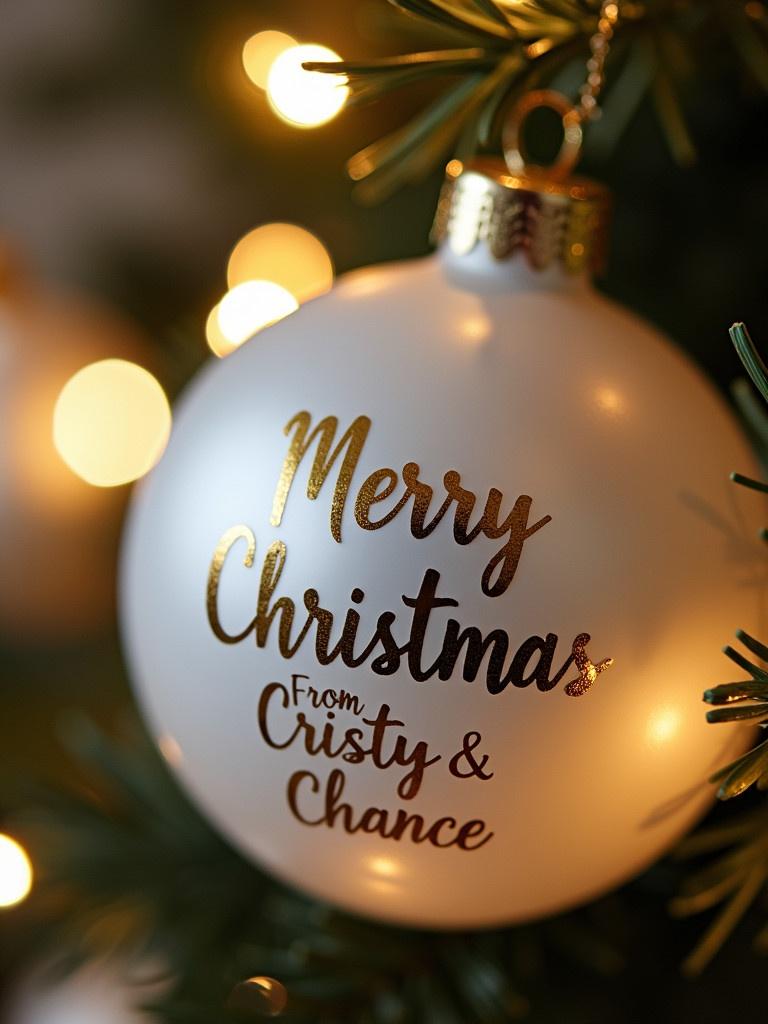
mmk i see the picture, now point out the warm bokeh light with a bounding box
[0,834,33,908]
[234,977,288,1015]
[205,302,228,357]
[227,223,334,302]
[53,359,171,487]
[208,280,298,357]
[266,44,348,127]
[242,30,297,90]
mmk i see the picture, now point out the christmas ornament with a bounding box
[0,248,152,640]
[120,84,765,927]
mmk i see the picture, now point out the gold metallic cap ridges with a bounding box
[432,157,611,275]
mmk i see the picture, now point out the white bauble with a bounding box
[121,200,764,928]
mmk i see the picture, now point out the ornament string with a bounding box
[305,0,767,199]
[503,0,620,179]
[577,1,621,123]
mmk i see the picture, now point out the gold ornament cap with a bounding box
[432,91,611,275]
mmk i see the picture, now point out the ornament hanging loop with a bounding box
[501,1,619,181]
[502,90,583,181]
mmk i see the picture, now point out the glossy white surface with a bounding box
[121,250,766,928]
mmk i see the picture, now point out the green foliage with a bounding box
[14,717,628,1023]
[702,325,768,802]
[672,807,768,975]
[670,325,768,972]
[305,0,768,199]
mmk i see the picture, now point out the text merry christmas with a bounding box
[206,409,613,697]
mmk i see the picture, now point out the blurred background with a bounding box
[0,0,767,1020]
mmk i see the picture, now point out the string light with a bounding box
[53,359,171,487]
[242,29,297,90]
[227,223,334,302]
[266,44,348,127]
[227,977,288,1015]
[0,834,33,908]
[207,280,298,358]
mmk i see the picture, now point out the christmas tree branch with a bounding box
[673,325,768,970]
[700,326,768,801]
[673,807,768,974]
[13,716,630,1022]
[305,1,768,199]
[731,323,768,405]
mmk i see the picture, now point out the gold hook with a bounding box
[502,90,583,181]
